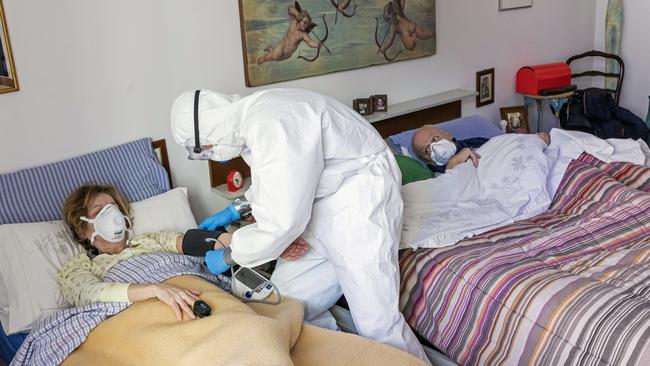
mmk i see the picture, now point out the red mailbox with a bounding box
[516,63,572,96]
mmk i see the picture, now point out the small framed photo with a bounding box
[500,106,529,133]
[373,94,388,112]
[353,98,371,116]
[476,68,495,107]
[499,0,533,11]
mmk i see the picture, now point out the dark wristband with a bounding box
[182,228,226,257]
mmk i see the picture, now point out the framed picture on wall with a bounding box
[0,0,18,94]
[500,106,529,133]
[499,0,533,11]
[353,98,372,116]
[238,0,437,86]
[476,68,495,107]
[373,94,388,112]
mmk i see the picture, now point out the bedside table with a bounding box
[523,91,575,132]
[210,177,251,200]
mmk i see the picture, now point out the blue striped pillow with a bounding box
[0,138,170,224]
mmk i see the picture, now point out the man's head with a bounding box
[411,125,454,162]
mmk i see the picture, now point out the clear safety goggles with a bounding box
[184,138,214,160]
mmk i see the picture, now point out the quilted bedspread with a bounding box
[399,154,650,366]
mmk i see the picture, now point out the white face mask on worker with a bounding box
[429,139,457,166]
[81,204,130,244]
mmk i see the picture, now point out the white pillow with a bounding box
[0,187,196,334]
[130,187,197,236]
[0,221,82,334]
[0,275,8,311]
[0,276,9,330]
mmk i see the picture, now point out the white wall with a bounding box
[595,0,650,119]
[0,0,596,220]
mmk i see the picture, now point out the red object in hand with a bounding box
[226,170,244,192]
[516,63,571,95]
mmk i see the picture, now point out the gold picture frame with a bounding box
[499,105,529,133]
[0,0,19,94]
[238,0,437,87]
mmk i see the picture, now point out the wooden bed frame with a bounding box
[207,100,463,188]
[152,139,173,188]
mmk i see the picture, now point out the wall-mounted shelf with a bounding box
[211,177,251,200]
[208,88,476,190]
[365,88,477,124]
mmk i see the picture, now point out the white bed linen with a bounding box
[400,129,649,250]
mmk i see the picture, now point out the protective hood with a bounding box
[170,89,246,161]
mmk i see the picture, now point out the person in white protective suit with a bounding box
[170,88,430,363]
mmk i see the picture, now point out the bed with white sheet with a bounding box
[0,138,426,366]
[390,120,650,364]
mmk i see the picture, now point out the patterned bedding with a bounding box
[399,153,650,366]
[11,253,230,366]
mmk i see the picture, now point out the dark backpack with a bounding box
[560,88,648,140]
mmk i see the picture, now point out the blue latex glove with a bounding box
[199,204,240,230]
[205,250,232,275]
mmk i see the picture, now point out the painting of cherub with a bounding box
[239,0,436,86]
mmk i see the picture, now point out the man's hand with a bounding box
[447,148,481,170]
[240,214,310,260]
[536,132,551,145]
[280,237,310,261]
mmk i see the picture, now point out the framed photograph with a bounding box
[500,106,529,133]
[476,68,495,107]
[499,0,533,11]
[353,98,371,116]
[373,94,388,112]
[0,0,18,94]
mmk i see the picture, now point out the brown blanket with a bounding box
[63,275,426,366]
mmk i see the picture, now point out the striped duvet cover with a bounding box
[399,153,650,366]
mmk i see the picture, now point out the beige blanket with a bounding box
[63,275,426,366]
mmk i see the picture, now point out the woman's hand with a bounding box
[280,237,310,261]
[150,284,201,321]
[447,148,481,170]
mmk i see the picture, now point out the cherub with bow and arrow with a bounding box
[256,1,329,65]
[327,0,357,24]
[375,0,434,61]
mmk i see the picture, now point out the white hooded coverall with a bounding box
[171,88,429,363]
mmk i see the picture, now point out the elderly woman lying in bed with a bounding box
[12,183,426,366]
[58,184,307,321]
[411,125,551,173]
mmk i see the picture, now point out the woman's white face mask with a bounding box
[429,139,457,166]
[81,204,131,244]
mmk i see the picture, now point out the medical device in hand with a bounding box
[198,198,252,230]
[193,300,212,318]
[231,267,280,305]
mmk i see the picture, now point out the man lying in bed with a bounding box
[58,184,306,321]
[411,125,551,173]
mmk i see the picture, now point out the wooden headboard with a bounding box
[152,139,173,188]
[208,99,462,188]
